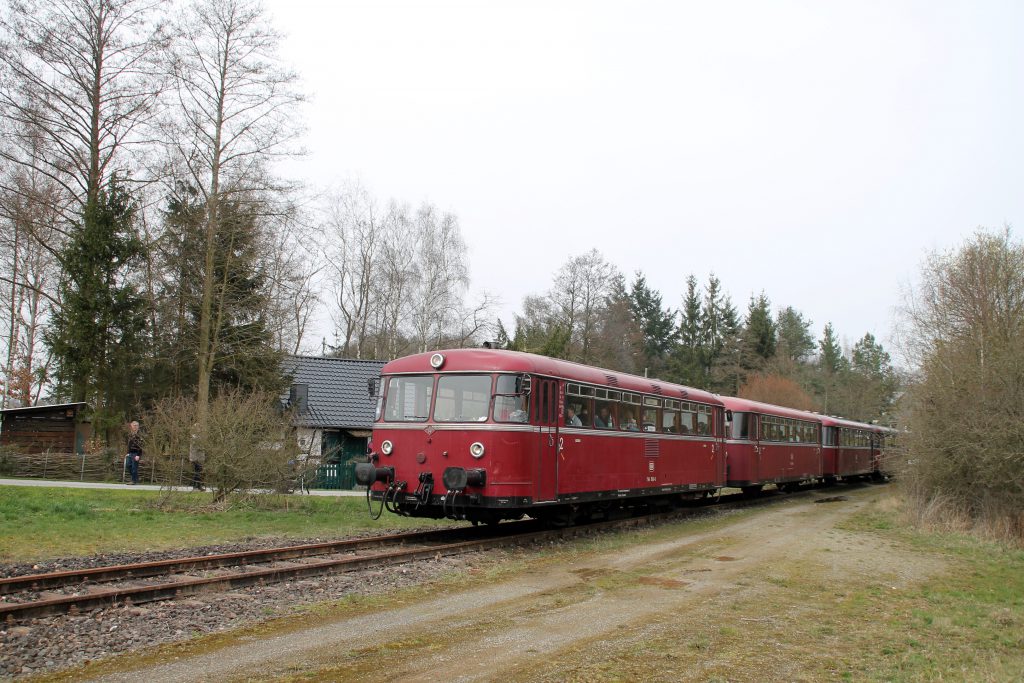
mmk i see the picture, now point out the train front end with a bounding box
[356,350,536,524]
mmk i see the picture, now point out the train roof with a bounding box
[719,396,823,423]
[381,349,724,406]
[818,414,886,431]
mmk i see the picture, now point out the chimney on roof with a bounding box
[289,383,308,413]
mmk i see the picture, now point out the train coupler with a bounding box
[413,472,434,508]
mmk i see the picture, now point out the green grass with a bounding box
[0,486,455,562]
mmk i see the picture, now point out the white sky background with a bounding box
[265,0,1024,356]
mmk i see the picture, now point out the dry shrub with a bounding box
[145,390,299,506]
[898,228,1024,546]
[738,372,815,411]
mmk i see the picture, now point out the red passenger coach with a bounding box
[820,416,876,481]
[721,397,823,493]
[356,349,726,524]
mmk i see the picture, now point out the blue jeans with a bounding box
[127,454,140,484]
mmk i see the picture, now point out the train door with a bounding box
[535,377,559,502]
[751,413,762,482]
[714,407,727,485]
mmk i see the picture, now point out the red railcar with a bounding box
[820,416,877,480]
[720,397,823,493]
[869,424,898,479]
[357,349,725,524]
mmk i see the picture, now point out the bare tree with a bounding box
[549,249,618,363]
[0,0,167,215]
[165,0,304,421]
[0,168,63,407]
[374,201,418,358]
[897,227,1024,542]
[324,185,382,358]
[409,204,469,353]
[263,211,320,355]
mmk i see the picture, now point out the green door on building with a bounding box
[315,431,367,489]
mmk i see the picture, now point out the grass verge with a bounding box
[0,486,454,562]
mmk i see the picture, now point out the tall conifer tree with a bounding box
[46,178,147,436]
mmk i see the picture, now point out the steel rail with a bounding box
[0,522,542,596]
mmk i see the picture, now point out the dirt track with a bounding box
[82,485,942,682]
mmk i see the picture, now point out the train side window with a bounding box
[619,404,639,431]
[730,412,750,439]
[642,407,658,432]
[594,399,616,429]
[565,400,587,427]
[579,399,593,427]
[493,374,529,423]
[680,409,696,434]
[662,409,679,433]
[696,409,710,436]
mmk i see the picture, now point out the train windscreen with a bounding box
[383,375,433,422]
[434,375,491,422]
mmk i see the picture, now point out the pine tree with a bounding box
[742,292,776,367]
[46,178,147,438]
[629,272,675,377]
[818,322,847,374]
[847,332,899,419]
[151,186,283,397]
[709,298,744,394]
[699,273,725,363]
[776,306,815,362]
[669,274,704,385]
[816,322,848,415]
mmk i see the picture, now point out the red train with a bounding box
[356,349,894,524]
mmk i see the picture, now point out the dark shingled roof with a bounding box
[281,355,387,429]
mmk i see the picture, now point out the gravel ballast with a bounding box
[0,536,484,679]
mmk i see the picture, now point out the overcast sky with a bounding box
[265,0,1023,356]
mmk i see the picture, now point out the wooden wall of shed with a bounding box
[0,411,79,453]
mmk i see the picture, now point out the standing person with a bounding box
[126,421,143,485]
[189,425,205,491]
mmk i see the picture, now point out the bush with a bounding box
[145,390,300,504]
[898,228,1024,544]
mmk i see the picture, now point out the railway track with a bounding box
[0,486,852,622]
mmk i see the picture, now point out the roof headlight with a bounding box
[430,353,445,369]
[381,440,394,456]
[470,442,485,459]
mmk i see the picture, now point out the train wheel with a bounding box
[741,485,763,496]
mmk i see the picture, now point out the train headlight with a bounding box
[430,353,445,369]
[381,440,394,455]
[470,442,485,459]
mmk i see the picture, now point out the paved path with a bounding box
[0,477,365,496]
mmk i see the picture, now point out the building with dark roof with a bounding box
[0,402,90,453]
[281,355,386,488]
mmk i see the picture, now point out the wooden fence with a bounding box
[0,449,331,491]
[0,449,193,485]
